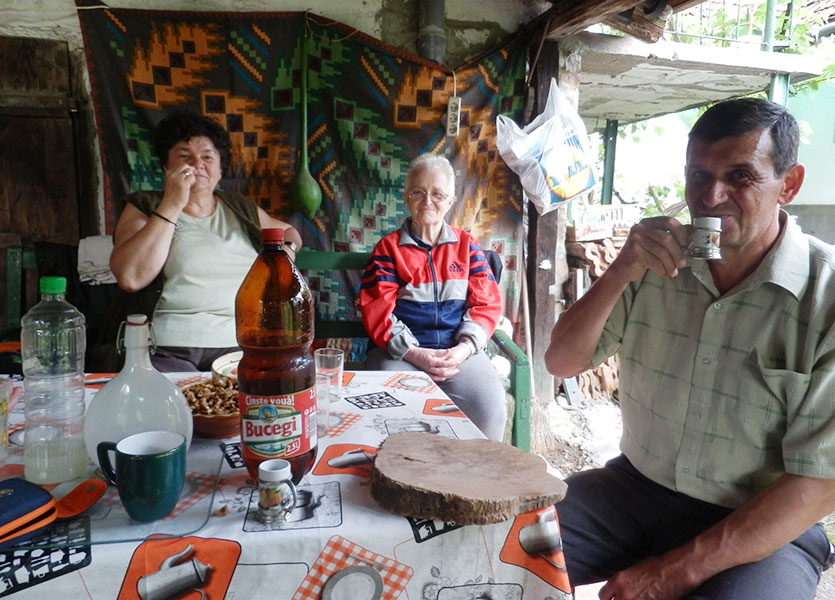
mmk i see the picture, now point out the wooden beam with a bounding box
[531,0,647,41]
[527,40,570,408]
[603,3,673,43]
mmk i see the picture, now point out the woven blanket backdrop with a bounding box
[76,1,528,330]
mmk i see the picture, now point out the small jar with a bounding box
[257,459,298,523]
[689,217,722,260]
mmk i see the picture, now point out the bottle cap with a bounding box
[127,314,148,325]
[258,459,292,482]
[262,228,285,245]
[40,276,67,294]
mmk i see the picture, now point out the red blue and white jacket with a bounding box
[359,219,502,359]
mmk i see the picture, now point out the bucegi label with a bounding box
[238,386,317,459]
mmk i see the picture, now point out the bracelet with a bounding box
[151,210,177,227]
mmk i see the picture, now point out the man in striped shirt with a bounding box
[546,98,835,600]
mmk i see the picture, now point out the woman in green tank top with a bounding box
[109,110,302,372]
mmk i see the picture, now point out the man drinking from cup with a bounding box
[545,98,835,599]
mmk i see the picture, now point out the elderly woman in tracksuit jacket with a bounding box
[359,153,508,441]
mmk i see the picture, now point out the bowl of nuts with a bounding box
[181,376,240,439]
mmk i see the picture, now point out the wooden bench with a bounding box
[294,250,532,451]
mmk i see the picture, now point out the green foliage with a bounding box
[666,0,824,52]
[640,183,688,219]
[593,1,833,217]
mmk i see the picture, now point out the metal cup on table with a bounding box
[314,348,344,403]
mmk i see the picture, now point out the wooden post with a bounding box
[526,41,579,408]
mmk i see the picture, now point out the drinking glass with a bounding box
[315,372,330,437]
[314,348,344,403]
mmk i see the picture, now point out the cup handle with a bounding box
[286,480,298,513]
[97,441,118,485]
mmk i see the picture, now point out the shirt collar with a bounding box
[398,218,458,248]
[689,210,810,300]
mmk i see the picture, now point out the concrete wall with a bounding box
[790,80,835,209]
[0,0,549,233]
[787,79,835,242]
[1,0,549,66]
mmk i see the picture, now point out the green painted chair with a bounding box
[294,250,532,451]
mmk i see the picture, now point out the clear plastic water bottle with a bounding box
[21,276,88,484]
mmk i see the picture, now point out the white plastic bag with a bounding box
[497,78,597,215]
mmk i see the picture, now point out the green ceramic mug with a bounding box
[97,430,186,522]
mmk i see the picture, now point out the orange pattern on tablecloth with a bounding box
[321,411,361,438]
[313,444,377,477]
[118,536,240,600]
[84,372,117,389]
[292,535,412,600]
[499,506,572,594]
[382,372,438,394]
[423,398,466,417]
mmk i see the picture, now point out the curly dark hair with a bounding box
[689,97,799,177]
[153,110,232,173]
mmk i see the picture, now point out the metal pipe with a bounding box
[763,0,789,105]
[768,73,790,106]
[819,22,835,41]
[761,0,777,52]
[417,0,446,64]
[601,119,618,206]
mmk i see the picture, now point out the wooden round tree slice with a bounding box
[369,432,567,525]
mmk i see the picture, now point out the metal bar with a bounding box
[762,0,777,52]
[601,119,618,206]
[768,73,790,105]
[661,30,761,44]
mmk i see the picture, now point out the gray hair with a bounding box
[405,153,455,192]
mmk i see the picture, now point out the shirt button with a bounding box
[713,302,722,310]
[682,467,690,474]
[693,411,701,419]
[702,358,710,364]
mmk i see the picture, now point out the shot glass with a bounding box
[315,372,330,437]
[314,348,344,403]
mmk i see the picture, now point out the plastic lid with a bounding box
[258,459,292,482]
[692,217,722,230]
[262,228,285,244]
[39,276,67,294]
[127,314,148,325]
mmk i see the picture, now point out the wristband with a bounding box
[151,210,177,227]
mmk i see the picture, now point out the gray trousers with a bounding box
[557,454,835,599]
[365,347,508,441]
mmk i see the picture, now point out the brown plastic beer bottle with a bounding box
[235,228,317,484]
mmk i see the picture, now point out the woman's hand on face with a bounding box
[163,164,195,207]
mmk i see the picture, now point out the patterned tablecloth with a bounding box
[0,371,571,599]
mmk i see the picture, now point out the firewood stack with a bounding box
[566,236,626,279]
[564,233,627,403]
